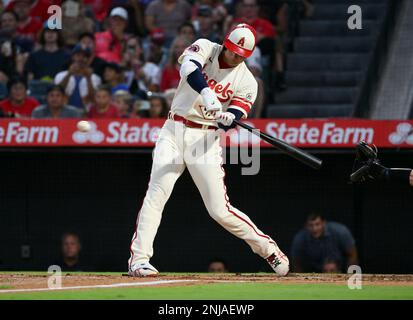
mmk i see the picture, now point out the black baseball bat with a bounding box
[233,119,323,170]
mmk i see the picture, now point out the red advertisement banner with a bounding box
[0,119,412,148]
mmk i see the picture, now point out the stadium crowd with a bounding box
[0,0,313,119]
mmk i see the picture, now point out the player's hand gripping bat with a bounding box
[233,119,323,170]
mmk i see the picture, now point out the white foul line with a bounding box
[0,279,199,294]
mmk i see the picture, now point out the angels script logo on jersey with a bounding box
[202,71,234,103]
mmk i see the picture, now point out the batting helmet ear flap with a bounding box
[223,23,257,58]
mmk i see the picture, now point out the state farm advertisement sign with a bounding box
[0,119,164,147]
[0,119,412,148]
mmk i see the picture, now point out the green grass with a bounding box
[1,283,413,300]
[0,285,13,290]
[0,271,125,276]
[0,272,412,300]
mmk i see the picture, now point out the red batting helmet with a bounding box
[223,23,257,58]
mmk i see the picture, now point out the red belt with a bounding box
[168,112,217,130]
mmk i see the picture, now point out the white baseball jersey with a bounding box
[172,38,258,126]
[128,38,289,276]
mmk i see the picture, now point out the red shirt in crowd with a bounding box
[83,0,112,22]
[30,0,60,22]
[234,18,276,39]
[16,17,43,42]
[0,97,40,118]
[88,104,120,119]
[160,66,181,92]
[94,30,125,64]
[6,0,60,23]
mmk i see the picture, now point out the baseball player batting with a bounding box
[127,24,289,277]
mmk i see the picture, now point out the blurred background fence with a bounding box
[0,147,412,273]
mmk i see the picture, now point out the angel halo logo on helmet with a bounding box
[223,23,257,58]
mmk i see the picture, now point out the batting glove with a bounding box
[200,87,222,112]
[216,111,236,126]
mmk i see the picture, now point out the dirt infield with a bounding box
[1,273,413,291]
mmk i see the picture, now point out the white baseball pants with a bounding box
[128,119,277,269]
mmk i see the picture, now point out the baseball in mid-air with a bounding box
[77,120,91,133]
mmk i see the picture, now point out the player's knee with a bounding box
[145,184,169,210]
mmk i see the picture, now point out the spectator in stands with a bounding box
[0,76,39,118]
[148,94,168,118]
[322,257,340,273]
[177,22,196,43]
[192,0,228,30]
[61,0,95,48]
[234,0,282,79]
[257,0,288,33]
[257,0,315,32]
[1,10,33,83]
[88,84,120,119]
[159,36,190,91]
[54,44,101,110]
[54,232,84,272]
[0,10,34,53]
[234,0,276,50]
[193,5,221,43]
[12,0,43,43]
[131,99,151,118]
[123,36,160,94]
[145,0,192,47]
[113,89,133,118]
[32,84,82,118]
[6,0,53,24]
[83,0,112,28]
[0,38,19,83]
[234,0,286,91]
[103,62,128,95]
[231,0,277,37]
[94,7,129,64]
[26,26,69,82]
[208,258,229,273]
[144,28,167,68]
[123,0,146,37]
[78,32,107,79]
[246,46,264,117]
[290,213,359,273]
